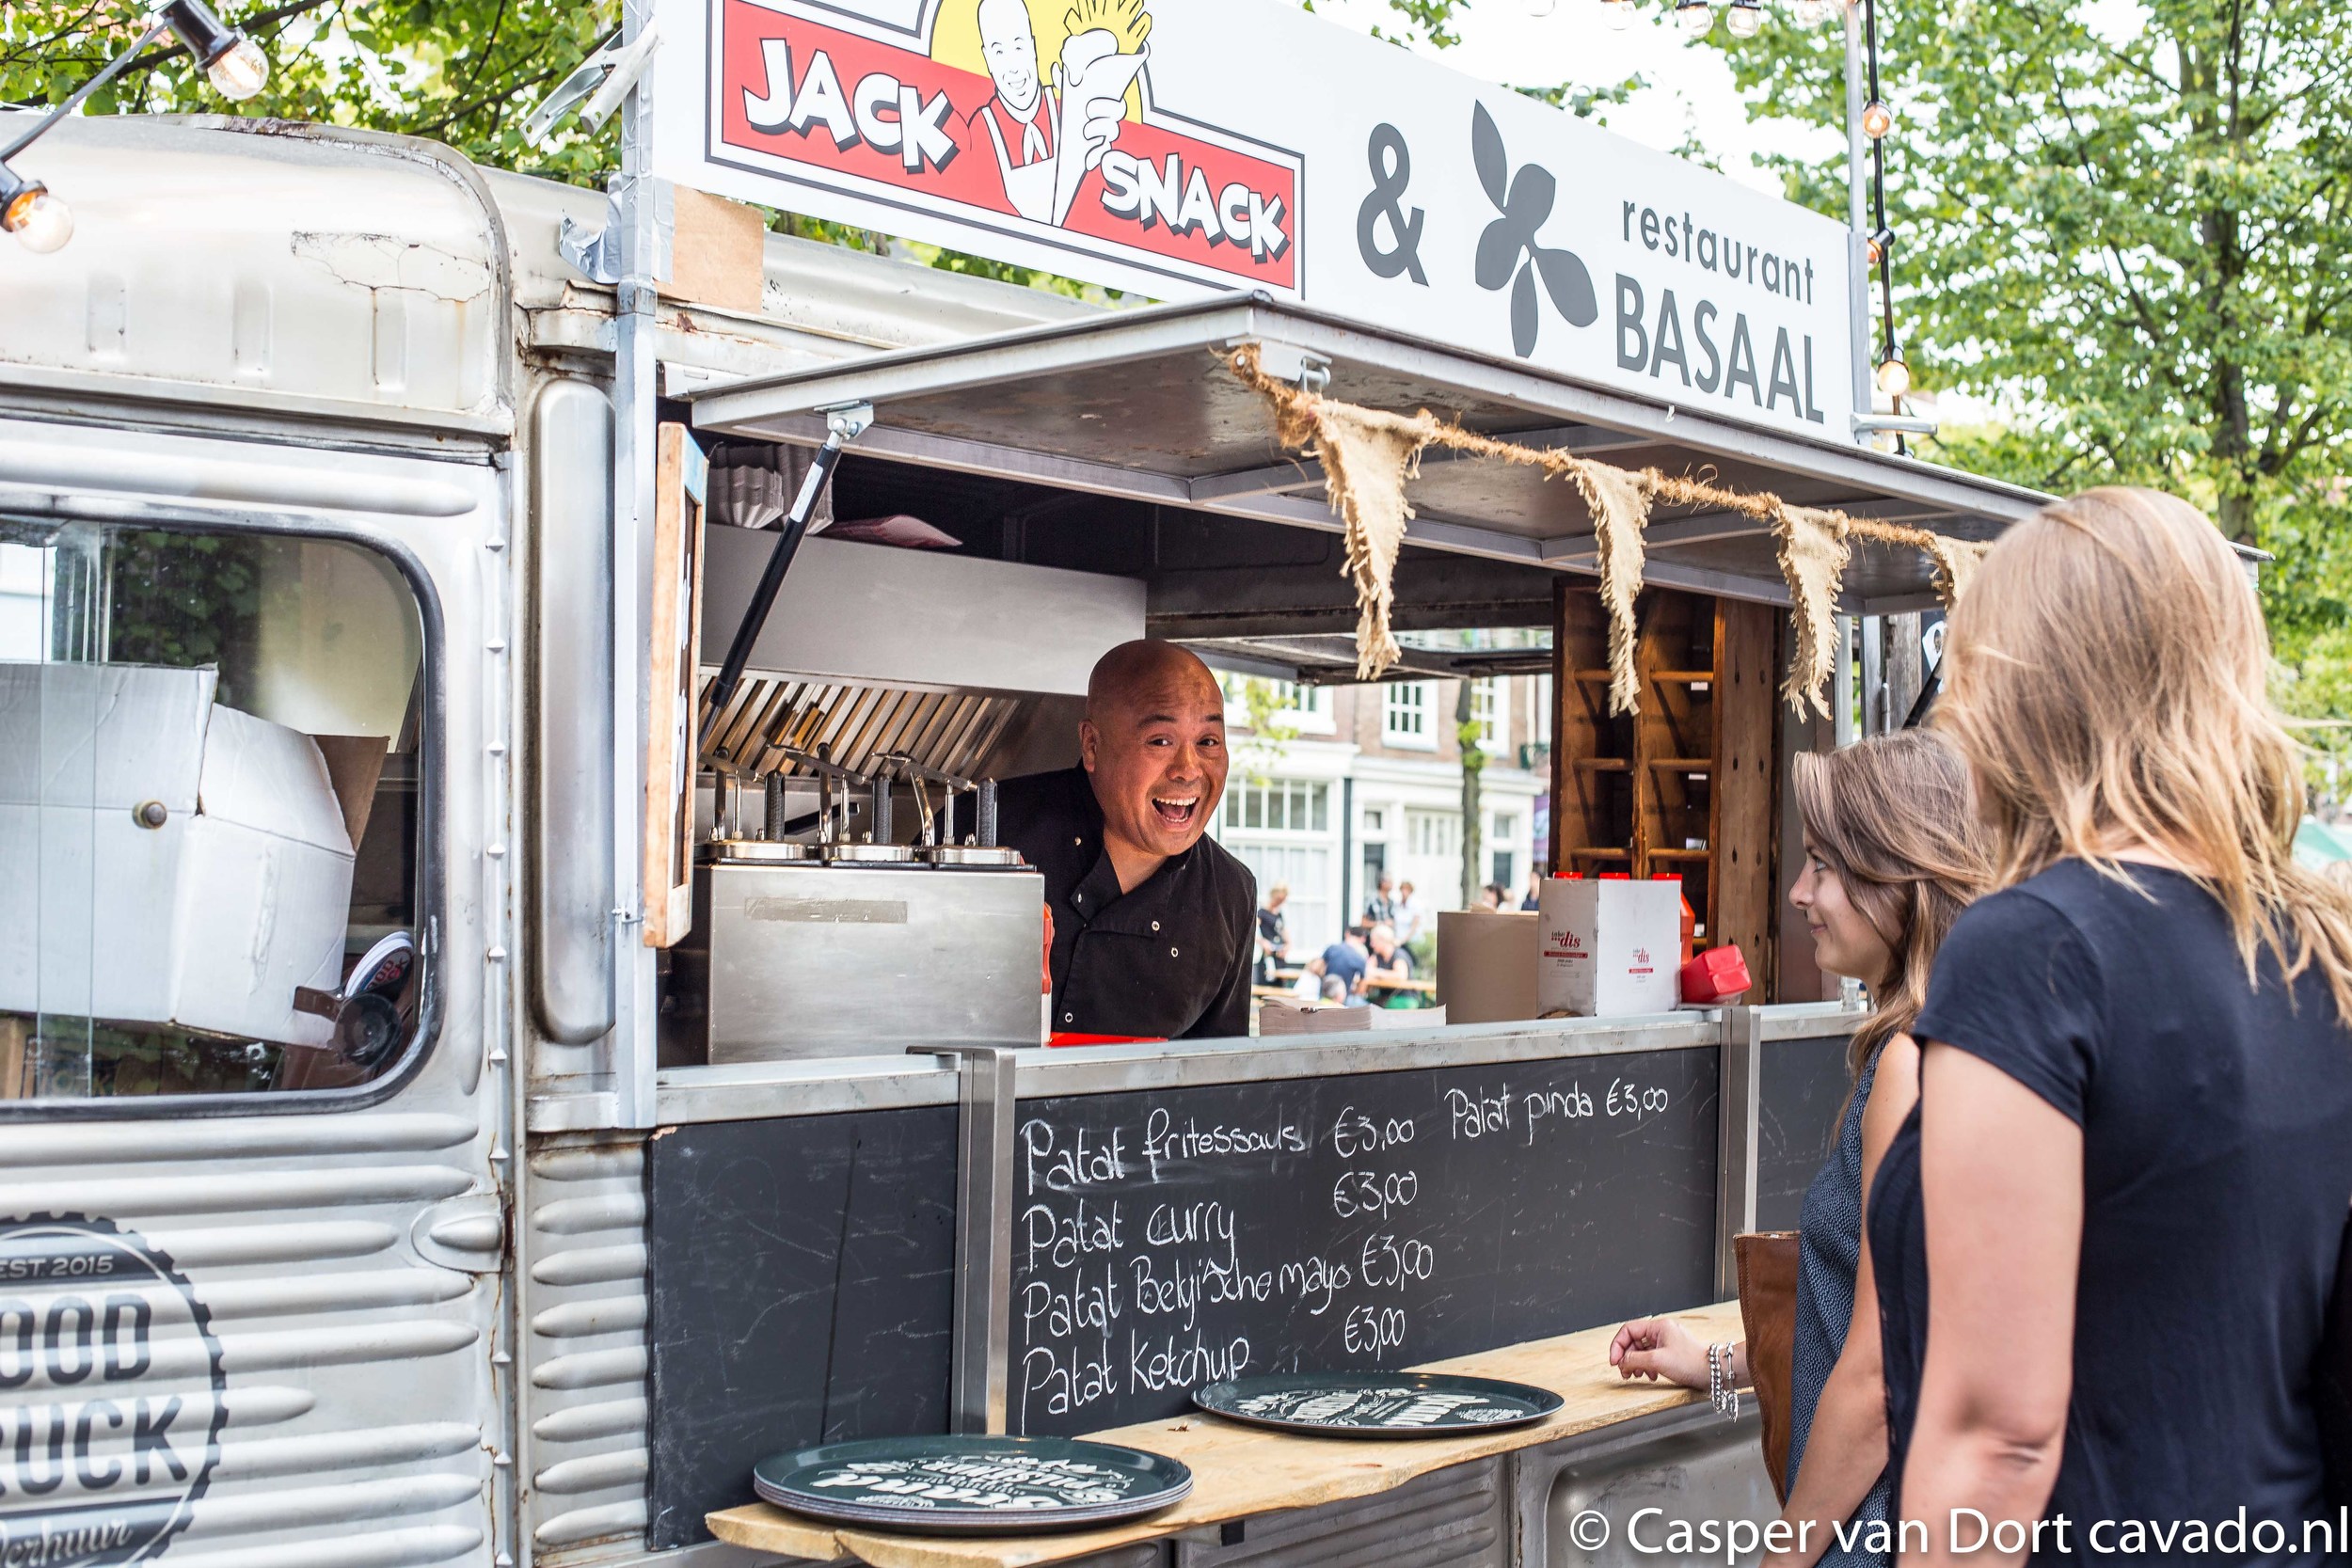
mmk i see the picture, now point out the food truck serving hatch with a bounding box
[691,294,2049,614]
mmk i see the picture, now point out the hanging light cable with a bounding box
[1859,0,1910,449]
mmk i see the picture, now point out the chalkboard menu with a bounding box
[1009,1048,1717,1436]
[1756,1034,1853,1232]
[644,1106,959,1548]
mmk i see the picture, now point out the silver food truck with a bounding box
[0,39,2051,1566]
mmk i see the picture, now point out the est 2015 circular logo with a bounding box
[0,1216,227,1567]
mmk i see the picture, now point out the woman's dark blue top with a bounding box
[1875,861,2352,1567]
[1786,1050,1892,1568]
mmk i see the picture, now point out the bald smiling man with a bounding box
[995,641,1257,1039]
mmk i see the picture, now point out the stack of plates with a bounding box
[752,1434,1194,1536]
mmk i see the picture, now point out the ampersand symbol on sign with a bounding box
[1357,123,1428,285]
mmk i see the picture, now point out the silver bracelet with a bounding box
[1708,1342,1739,1420]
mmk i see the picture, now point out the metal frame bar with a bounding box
[1713,1006,1763,1300]
[924,1045,1018,1434]
[691,297,2050,529]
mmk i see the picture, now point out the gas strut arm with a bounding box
[697,401,872,747]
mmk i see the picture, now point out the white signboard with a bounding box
[650,0,1858,436]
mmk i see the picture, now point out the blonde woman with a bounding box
[1611,732,1989,1568]
[1879,488,2352,1565]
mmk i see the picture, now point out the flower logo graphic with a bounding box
[1471,102,1597,357]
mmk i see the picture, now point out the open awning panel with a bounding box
[691,295,2048,612]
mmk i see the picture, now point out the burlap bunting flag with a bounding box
[1570,463,1654,717]
[1228,344,2000,714]
[1772,503,1852,719]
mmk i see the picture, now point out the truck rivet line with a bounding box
[486,845,507,858]
[494,1452,514,1468]
[487,638,507,652]
[486,741,507,755]
[487,946,509,960]
[493,1351,514,1366]
[489,1048,509,1064]
[485,538,506,552]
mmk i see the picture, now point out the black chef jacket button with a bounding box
[1151,921,1160,931]
[1063,1012,1073,1022]
[1170,946,1180,958]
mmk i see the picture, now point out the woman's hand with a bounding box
[1609,1316,1709,1388]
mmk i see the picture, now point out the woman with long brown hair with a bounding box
[1611,730,1989,1568]
[1879,487,2352,1566]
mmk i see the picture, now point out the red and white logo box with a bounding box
[1537,878,1683,1018]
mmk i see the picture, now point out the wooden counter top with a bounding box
[707,1300,1743,1568]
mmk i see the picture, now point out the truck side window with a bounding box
[0,519,430,1103]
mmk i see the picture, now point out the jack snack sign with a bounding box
[654,0,1857,437]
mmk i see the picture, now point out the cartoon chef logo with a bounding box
[945,0,1150,226]
[715,0,1298,289]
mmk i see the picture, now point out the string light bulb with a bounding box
[161,0,270,101]
[1876,352,1911,399]
[0,168,72,254]
[1865,227,1893,267]
[1861,99,1895,138]
[1726,0,1763,35]
[1792,0,1833,23]
[1600,0,1636,26]
[204,35,268,99]
[1675,0,1716,34]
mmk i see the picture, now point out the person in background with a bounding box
[1255,881,1290,985]
[1364,922,1418,1006]
[1520,868,1544,911]
[1475,883,1503,911]
[1320,974,1347,1005]
[1610,731,1988,1568]
[1305,927,1370,1003]
[1875,488,2352,1566]
[1393,879,1428,946]
[1362,873,1398,930]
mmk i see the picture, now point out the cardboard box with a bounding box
[0,662,356,1048]
[1536,877,1683,1017]
[1435,910,1539,1023]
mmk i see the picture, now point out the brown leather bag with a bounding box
[1735,1230,1803,1503]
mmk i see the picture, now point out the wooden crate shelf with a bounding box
[1549,582,1779,996]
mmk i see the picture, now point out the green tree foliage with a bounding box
[1677,0,2352,775]
[3,0,621,182]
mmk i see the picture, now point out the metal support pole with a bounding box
[1832,614,1857,749]
[1858,613,1885,737]
[610,0,667,1129]
[920,1045,1017,1434]
[1714,1006,1763,1300]
[1842,0,1873,430]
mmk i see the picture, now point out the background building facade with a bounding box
[1210,674,1552,958]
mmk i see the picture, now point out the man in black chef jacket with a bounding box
[996,640,1256,1038]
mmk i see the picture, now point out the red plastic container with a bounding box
[1679,944,1752,1005]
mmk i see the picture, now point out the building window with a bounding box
[1212,780,1338,955]
[1406,809,1460,858]
[1383,682,1435,748]
[1470,678,1501,750]
[1489,811,1519,844]
[1362,807,1386,834]
[1221,779,1330,835]
[1532,673,1553,747]
[1219,673,1335,734]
